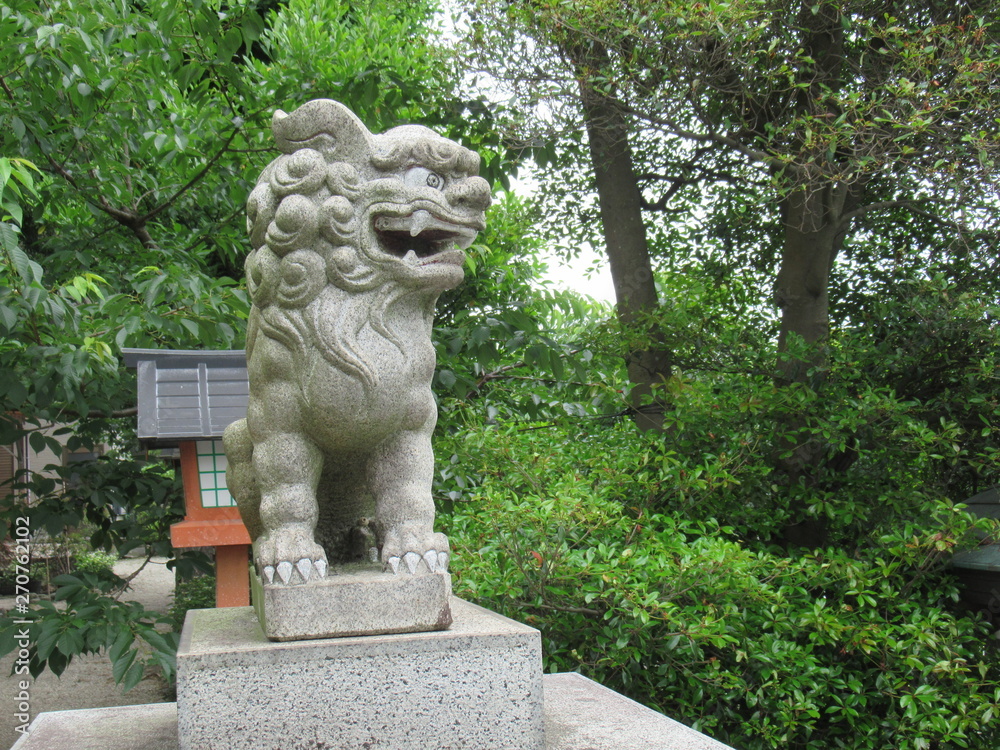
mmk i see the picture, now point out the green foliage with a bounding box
[73,550,119,575]
[433,247,999,748]
[255,0,512,186]
[0,454,207,688]
[168,575,217,631]
[444,424,1000,749]
[0,457,188,561]
[0,569,177,692]
[435,192,623,426]
[0,0,507,690]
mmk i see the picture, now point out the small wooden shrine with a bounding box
[123,348,251,607]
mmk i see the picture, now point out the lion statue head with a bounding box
[241,99,491,388]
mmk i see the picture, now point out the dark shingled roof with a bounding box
[122,348,248,445]
[952,486,1000,573]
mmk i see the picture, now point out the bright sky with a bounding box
[504,172,616,304]
[538,246,616,304]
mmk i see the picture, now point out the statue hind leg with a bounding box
[223,418,262,540]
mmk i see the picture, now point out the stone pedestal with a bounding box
[250,564,453,640]
[12,673,735,750]
[176,598,545,750]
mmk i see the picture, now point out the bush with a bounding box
[74,550,119,575]
[443,423,1000,750]
[169,575,216,631]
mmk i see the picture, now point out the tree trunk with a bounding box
[773,180,849,547]
[774,182,844,381]
[574,45,672,432]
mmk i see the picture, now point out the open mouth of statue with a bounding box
[373,210,477,267]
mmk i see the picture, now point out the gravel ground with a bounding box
[0,557,176,750]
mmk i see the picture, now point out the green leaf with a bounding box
[57,628,84,657]
[108,627,133,664]
[7,244,32,280]
[219,27,242,62]
[35,622,61,661]
[121,658,146,692]
[0,224,19,254]
[47,648,69,677]
[111,648,137,684]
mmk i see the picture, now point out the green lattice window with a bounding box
[196,439,235,508]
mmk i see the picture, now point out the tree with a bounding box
[463,0,1000,545]
[0,0,507,686]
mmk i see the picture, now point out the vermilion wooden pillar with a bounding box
[170,441,251,607]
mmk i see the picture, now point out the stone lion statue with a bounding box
[224,100,490,586]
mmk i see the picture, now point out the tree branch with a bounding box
[515,600,601,616]
[628,106,801,176]
[138,124,245,224]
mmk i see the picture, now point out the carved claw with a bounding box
[261,558,328,585]
[296,558,313,582]
[380,526,450,576]
[403,551,421,574]
[276,561,294,585]
[423,550,439,573]
[254,528,328,585]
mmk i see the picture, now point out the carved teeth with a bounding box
[368,546,379,563]
[314,559,327,579]
[296,558,312,582]
[387,556,401,575]
[276,561,293,585]
[409,209,432,237]
[263,565,275,584]
[423,550,438,573]
[403,551,421,574]
[403,249,418,265]
[439,552,449,571]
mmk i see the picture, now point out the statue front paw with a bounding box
[255,527,328,585]
[380,526,450,575]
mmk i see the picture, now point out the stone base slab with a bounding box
[10,703,179,750]
[250,563,453,640]
[176,598,545,749]
[12,673,733,749]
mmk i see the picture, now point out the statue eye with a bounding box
[404,167,444,190]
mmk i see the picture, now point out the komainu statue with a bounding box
[224,100,489,599]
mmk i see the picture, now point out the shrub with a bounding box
[74,550,119,575]
[169,575,217,631]
[443,424,1000,750]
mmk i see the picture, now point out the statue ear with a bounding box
[272,100,372,162]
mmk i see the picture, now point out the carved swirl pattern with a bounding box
[245,247,280,307]
[276,250,327,308]
[271,149,327,198]
[246,182,277,251]
[266,194,319,257]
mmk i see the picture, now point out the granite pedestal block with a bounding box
[12,673,734,750]
[176,598,544,750]
[251,563,453,640]
[11,674,732,750]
